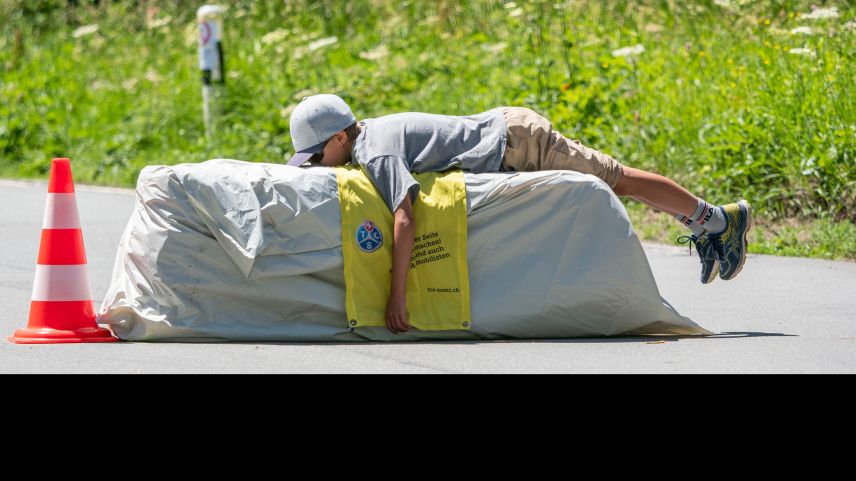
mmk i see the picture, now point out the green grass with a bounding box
[1,0,855,259]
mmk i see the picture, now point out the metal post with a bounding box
[197,5,225,140]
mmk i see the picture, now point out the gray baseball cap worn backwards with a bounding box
[287,94,356,166]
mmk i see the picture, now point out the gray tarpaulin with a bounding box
[97,159,710,341]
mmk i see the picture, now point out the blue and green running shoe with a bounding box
[677,234,719,284]
[708,200,752,280]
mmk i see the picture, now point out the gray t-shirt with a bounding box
[350,108,507,212]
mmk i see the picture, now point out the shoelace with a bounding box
[678,234,718,258]
[676,235,696,256]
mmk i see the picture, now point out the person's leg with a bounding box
[612,165,752,281]
[629,194,678,217]
[502,108,744,261]
[534,121,727,282]
[618,173,721,283]
[537,128,722,236]
[628,193,713,237]
[522,107,751,281]
[612,166,730,235]
[612,166,697,217]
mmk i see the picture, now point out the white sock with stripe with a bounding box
[687,198,727,235]
[674,212,708,237]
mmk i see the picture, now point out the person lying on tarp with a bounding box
[285,94,752,334]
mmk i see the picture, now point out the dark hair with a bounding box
[308,122,359,165]
[343,121,359,142]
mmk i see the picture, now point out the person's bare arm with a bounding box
[386,194,415,333]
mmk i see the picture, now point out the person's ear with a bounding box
[336,130,347,146]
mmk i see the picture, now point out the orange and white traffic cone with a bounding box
[8,158,118,344]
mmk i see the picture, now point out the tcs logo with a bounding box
[356,220,383,253]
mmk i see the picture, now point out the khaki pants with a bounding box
[498,106,624,188]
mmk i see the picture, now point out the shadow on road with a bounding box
[705,331,798,339]
[142,331,796,346]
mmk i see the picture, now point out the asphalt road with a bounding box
[1,178,854,373]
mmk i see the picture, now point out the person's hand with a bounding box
[386,292,409,334]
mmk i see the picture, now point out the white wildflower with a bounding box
[802,7,838,20]
[72,24,99,38]
[714,0,732,8]
[844,21,856,30]
[790,26,814,35]
[359,44,389,61]
[612,44,645,58]
[90,80,111,91]
[484,42,507,53]
[144,70,162,83]
[789,48,816,57]
[294,36,338,58]
[307,36,338,51]
[504,2,517,9]
[509,7,524,17]
[296,32,319,42]
[146,16,172,30]
[261,29,290,45]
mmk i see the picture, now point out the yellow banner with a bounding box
[336,166,471,331]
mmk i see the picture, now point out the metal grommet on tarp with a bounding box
[349,319,357,327]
